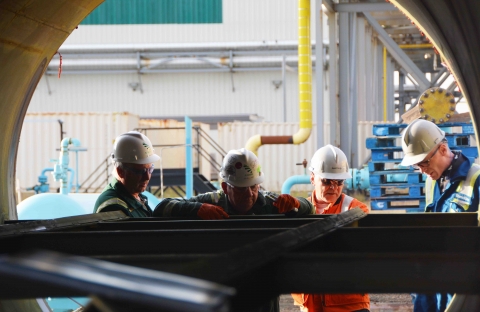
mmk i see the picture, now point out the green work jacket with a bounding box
[93,178,153,218]
[153,190,314,218]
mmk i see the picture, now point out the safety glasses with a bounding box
[320,178,345,187]
[226,183,260,193]
[412,144,442,170]
[123,165,154,176]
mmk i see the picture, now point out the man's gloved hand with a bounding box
[197,203,229,220]
[272,194,300,213]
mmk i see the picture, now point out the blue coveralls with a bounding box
[414,154,480,312]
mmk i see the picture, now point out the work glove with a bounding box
[272,194,300,214]
[197,203,229,220]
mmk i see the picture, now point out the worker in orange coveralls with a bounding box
[291,144,370,312]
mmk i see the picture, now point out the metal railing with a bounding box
[78,155,112,193]
[78,126,227,193]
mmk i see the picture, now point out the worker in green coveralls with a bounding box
[94,131,160,217]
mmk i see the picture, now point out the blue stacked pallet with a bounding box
[367,122,477,212]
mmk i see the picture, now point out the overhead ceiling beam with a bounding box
[363,12,430,91]
[322,0,335,13]
[335,3,397,12]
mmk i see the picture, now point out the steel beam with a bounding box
[0,212,479,305]
[339,9,350,155]
[335,3,397,12]
[0,211,127,237]
[274,252,480,294]
[315,0,324,148]
[363,12,430,91]
[0,250,234,312]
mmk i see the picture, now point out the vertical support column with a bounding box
[356,16,366,122]
[398,72,406,116]
[386,57,395,121]
[327,8,338,145]
[349,12,358,168]
[282,55,287,122]
[377,43,384,121]
[365,27,374,121]
[185,116,193,198]
[315,0,324,148]
[339,6,350,157]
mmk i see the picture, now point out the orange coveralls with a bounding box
[291,192,370,312]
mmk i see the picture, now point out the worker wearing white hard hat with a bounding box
[400,119,480,312]
[292,144,370,312]
[154,148,314,219]
[94,131,160,217]
[154,148,314,312]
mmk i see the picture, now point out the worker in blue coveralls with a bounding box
[400,118,480,312]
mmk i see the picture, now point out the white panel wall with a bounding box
[17,114,214,193]
[18,112,381,195]
[217,121,379,192]
[63,0,309,45]
[17,112,139,192]
[30,71,308,123]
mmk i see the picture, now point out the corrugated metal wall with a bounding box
[138,119,213,181]
[17,114,214,193]
[65,0,302,45]
[217,121,383,192]
[17,112,139,193]
[81,0,222,25]
[18,115,381,195]
[30,71,305,123]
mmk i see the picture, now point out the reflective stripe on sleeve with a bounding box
[97,198,129,212]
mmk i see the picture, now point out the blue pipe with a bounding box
[53,138,81,194]
[185,116,193,198]
[281,167,372,195]
[33,167,75,194]
[281,175,311,194]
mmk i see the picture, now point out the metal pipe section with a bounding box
[339,6,350,159]
[185,117,193,199]
[53,138,81,195]
[315,0,324,148]
[47,55,306,72]
[281,175,311,195]
[57,41,313,53]
[245,0,312,154]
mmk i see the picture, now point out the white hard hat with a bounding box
[220,148,264,187]
[111,131,160,165]
[309,145,352,179]
[400,119,445,166]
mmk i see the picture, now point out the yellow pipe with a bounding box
[383,46,387,121]
[296,0,313,142]
[246,0,312,154]
[398,43,433,49]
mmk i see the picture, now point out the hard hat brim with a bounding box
[400,152,428,167]
[132,154,161,165]
[226,175,265,187]
[314,171,352,180]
